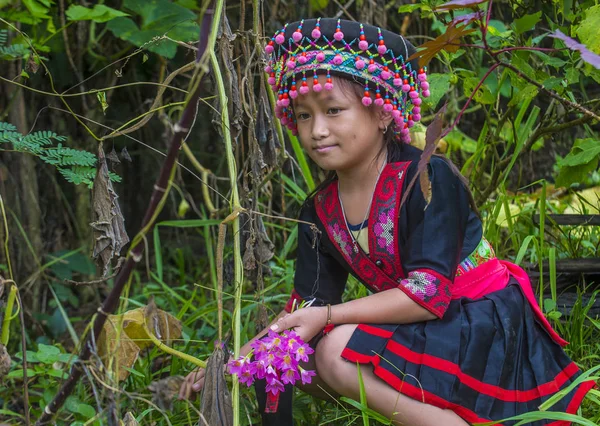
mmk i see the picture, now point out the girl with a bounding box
[180,18,595,425]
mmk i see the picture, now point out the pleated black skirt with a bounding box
[341,282,596,425]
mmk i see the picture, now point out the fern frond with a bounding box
[0,30,7,46]
[0,44,28,59]
[0,123,17,132]
[59,167,96,187]
[24,130,67,147]
[0,131,23,145]
[41,145,96,167]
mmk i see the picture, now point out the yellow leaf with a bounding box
[98,305,182,381]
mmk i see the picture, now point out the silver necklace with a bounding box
[337,161,386,254]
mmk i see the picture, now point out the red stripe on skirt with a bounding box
[546,380,597,426]
[357,324,394,338]
[385,339,580,402]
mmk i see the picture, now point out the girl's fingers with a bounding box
[192,377,205,392]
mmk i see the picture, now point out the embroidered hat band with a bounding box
[264,18,430,143]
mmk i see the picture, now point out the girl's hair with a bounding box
[299,75,480,216]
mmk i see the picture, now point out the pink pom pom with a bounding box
[402,84,411,92]
[299,86,310,95]
[298,55,308,64]
[367,64,377,73]
[413,97,422,106]
[281,116,289,125]
[287,60,296,69]
[393,78,402,86]
[412,107,421,114]
[311,29,321,39]
[384,103,393,112]
[359,40,369,51]
[287,122,295,130]
[292,31,302,42]
[423,90,431,98]
[324,82,333,91]
[292,128,299,136]
[413,113,421,122]
[268,77,276,85]
[418,73,427,82]
[265,44,274,54]
[334,32,344,41]
[276,99,282,107]
[275,108,283,118]
[281,98,290,107]
[374,98,384,106]
[401,128,410,137]
[362,96,372,106]
[377,45,387,55]
[333,55,343,65]
[355,59,365,70]
[381,71,391,80]
[409,90,419,99]
[316,52,325,62]
[275,34,285,44]
[407,120,415,128]
[289,89,298,99]
[420,81,429,90]
[401,133,411,144]
[313,83,323,92]
[392,110,401,119]
[264,65,272,73]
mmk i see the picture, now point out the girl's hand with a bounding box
[270,306,328,343]
[178,367,205,400]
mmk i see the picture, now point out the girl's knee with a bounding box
[315,324,357,384]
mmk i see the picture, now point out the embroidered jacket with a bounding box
[286,144,492,318]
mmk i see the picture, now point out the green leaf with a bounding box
[310,0,328,10]
[423,73,451,110]
[543,298,556,313]
[463,76,495,104]
[65,396,96,419]
[531,50,566,68]
[6,368,37,379]
[514,12,542,35]
[508,84,538,107]
[398,3,430,12]
[22,0,50,18]
[96,91,108,114]
[575,4,600,54]
[106,0,199,58]
[36,344,61,364]
[66,4,129,23]
[555,138,600,187]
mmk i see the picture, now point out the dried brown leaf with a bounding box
[122,412,139,426]
[120,147,132,162]
[106,147,121,164]
[0,343,10,379]
[98,304,182,381]
[200,342,233,426]
[90,144,129,277]
[148,376,184,411]
[407,25,476,68]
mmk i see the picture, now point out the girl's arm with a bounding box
[271,288,435,343]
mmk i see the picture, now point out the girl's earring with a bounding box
[382,124,388,134]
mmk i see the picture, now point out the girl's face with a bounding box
[293,76,387,173]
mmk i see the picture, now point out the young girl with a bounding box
[180,18,595,425]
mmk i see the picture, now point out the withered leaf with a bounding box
[122,412,139,426]
[98,304,182,381]
[148,376,184,411]
[407,25,476,68]
[0,343,10,379]
[400,106,447,210]
[200,342,233,426]
[106,147,121,164]
[90,144,129,277]
[120,147,132,162]
[255,83,280,167]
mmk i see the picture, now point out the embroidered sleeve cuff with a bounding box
[284,289,304,313]
[397,269,452,318]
